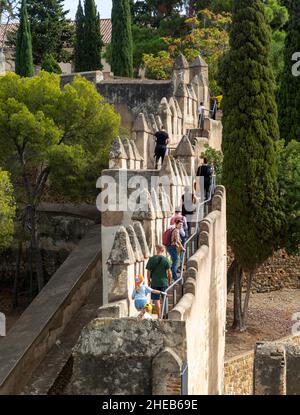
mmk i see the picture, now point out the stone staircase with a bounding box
[166,283,184,317]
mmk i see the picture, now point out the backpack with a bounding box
[162,227,175,247]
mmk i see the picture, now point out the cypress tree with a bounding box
[219,0,283,330]
[111,0,133,77]
[26,0,73,66]
[15,0,34,77]
[74,0,85,72]
[278,0,300,142]
[83,0,103,71]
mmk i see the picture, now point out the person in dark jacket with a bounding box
[197,158,213,200]
[152,126,169,169]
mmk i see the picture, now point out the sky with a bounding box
[64,0,112,20]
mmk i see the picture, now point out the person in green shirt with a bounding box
[146,244,172,317]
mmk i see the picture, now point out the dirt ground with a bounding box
[225,289,300,359]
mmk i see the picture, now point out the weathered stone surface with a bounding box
[149,113,158,132]
[68,318,186,395]
[160,157,176,185]
[126,225,144,262]
[169,293,194,321]
[109,137,127,160]
[130,140,143,161]
[286,344,300,395]
[133,112,149,132]
[174,54,189,70]
[159,188,173,218]
[158,97,172,116]
[254,343,286,395]
[184,277,196,295]
[224,352,254,395]
[174,135,195,157]
[98,300,128,319]
[133,222,150,259]
[170,158,181,186]
[190,56,208,68]
[132,188,156,221]
[107,226,135,265]
[151,189,163,219]
[152,348,182,395]
[176,82,188,98]
[122,138,135,161]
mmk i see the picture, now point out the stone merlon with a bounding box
[132,188,156,221]
[174,54,189,70]
[133,222,150,259]
[107,226,135,265]
[109,137,127,160]
[126,225,144,262]
[174,135,195,157]
[122,138,135,160]
[190,55,208,68]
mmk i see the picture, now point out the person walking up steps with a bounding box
[132,274,165,314]
[164,220,186,282]
[151,126,169,169]
[146,245,171,317]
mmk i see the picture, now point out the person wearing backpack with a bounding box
[146,245,171,317]
[164,220,186,282]
[197,158,213,201]
[170,208,188,271]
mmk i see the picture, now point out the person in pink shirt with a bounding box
[170,208,188,231]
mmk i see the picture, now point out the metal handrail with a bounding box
[160,176,217,319]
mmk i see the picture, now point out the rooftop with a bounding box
[0,18,112,46]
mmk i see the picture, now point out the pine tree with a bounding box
[83,0,103,71]
[15,0,34,77]
[219,0,283,330]
[111,0,133,77]
[74,0,85,72]
[26,0,73,66]
[278,0,300,142]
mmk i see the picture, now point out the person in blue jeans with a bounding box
[167,220,186,281]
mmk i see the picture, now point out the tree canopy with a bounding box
[82,0,103,71]
[219,0,283,330]
[15,0,33,77]
[278,0,300,142]
[0,71,120,290]
[111,0,133,77]
[0,169,16,250]
[24,0,73,66]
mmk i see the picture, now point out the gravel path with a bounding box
[225,289,300,359]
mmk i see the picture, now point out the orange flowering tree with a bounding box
[143,9,231,92]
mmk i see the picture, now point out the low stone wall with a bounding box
[67,318,186,395]
[254,334,300,395]
[224,352,254,395]
[252,250,300,292]
[227,248,300,293]
[60,71,103,88]
[224,334,300,396]
[0,226,102,395]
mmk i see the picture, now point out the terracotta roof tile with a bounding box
[0,19,112,45]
